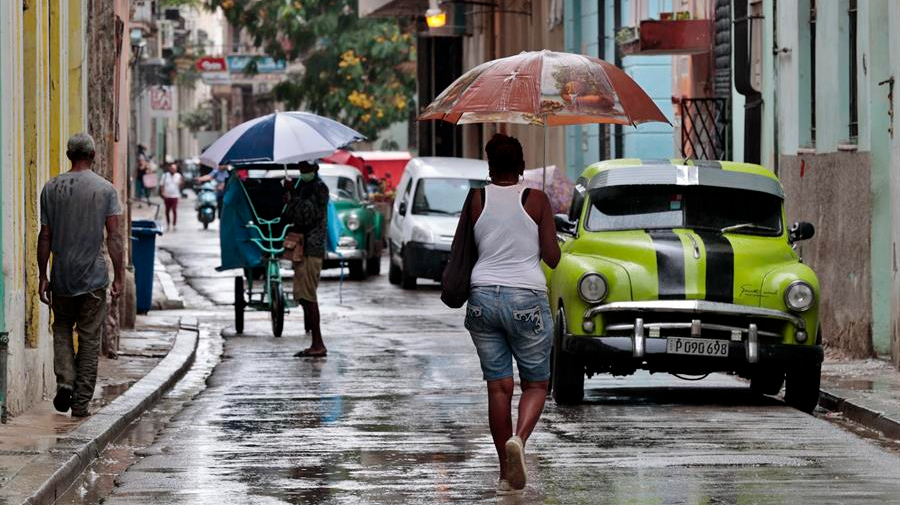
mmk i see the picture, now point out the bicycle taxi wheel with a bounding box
[234,275,245,334]
[270,283,285,337]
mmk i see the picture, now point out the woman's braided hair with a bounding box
[485,133,525,179]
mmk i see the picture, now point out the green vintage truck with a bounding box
[319,164,384,279]
[549,159,822,412]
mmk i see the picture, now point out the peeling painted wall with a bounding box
[1,0,94,416]
[780,153,874,358]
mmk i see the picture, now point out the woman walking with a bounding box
[159,162,183,230]
[461,133,560,495]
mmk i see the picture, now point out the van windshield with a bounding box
[412,178,486,216]
[585,185,783,235]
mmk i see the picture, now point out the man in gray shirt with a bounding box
[38,133,124,417]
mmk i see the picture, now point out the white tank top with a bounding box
[470,183,546,291]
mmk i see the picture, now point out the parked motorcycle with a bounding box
[196,181,218,229]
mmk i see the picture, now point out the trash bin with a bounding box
[131,220,162,314]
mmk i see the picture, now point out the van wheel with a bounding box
[388,245,401,285]
[400,249,417,290]
[552,306,584,405]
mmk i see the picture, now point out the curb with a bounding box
[155,257,184,310]
[819,389,900,440]
[0,317,199,505]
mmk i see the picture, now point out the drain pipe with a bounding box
[0,331,8,423]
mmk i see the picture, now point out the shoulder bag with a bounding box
[440,187,483,309]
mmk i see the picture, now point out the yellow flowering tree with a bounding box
[207,0,416,139]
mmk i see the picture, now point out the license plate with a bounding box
[666,337,729,357]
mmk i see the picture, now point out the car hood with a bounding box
[569,229,798,306]
[331,198,361,212]
[408,214,460,243]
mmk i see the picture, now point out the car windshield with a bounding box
[321,175,357,201]
[585,185,783,235]
[412,178,486,216]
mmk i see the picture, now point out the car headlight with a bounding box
[578,272,608,304]
[346,213,360,231]
[784,281,815,312]
[411,225,433,243]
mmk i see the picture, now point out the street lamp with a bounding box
[425,0,446,28]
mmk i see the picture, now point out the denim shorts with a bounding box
[465,285,553,382]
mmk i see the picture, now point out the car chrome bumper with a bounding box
[564,333,824,369]
[584,300,807,330]
[326,248,365,261]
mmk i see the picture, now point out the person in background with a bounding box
[160,162,183,230]
[459,133,560,495]
[135,144,149,200]
[38,133,124,418]
[196,163,230,218]
[285,161,329,358]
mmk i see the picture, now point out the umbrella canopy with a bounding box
[200,111,365,167]
[522,165,575,214]
[419,50,669,127]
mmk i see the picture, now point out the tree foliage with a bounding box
[205,0,416,139]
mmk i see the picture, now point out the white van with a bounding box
[388,157,488,289]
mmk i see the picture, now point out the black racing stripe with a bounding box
[648,230,686,300]
[696,232,734,303]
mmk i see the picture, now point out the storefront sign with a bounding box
[196,56,228,73]
[226,55,286,74]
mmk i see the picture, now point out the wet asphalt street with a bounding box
[92,202,900,504]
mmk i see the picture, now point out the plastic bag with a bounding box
[326,198,343,253]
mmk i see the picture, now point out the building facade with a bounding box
[750,0,900,363]
[0,0,133,418]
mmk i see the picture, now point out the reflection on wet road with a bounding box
[92,265,900,504]
[84,219,900,504]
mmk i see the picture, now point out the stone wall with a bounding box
[779,152,874,358]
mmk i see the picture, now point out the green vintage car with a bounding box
[549,159,822,412]
[319,164,385,279]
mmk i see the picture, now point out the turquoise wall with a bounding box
[564,0,674,180]
[867,0,892,354]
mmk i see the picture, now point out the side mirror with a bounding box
[398,201,407,216]
[789,221,815,242]
[554,213,575,235]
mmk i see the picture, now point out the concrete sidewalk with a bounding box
[819,357,900,441]
[0,314,198,504]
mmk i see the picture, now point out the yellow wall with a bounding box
[67,0,85,139]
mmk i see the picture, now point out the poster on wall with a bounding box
[148,86,178,118]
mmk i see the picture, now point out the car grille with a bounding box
[601,311,787,341]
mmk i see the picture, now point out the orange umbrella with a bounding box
[420,50,669,126]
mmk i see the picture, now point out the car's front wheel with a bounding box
[784,363,821,413]
[349,259,367,280]
[750,370,784,396]
[551,306,584,405]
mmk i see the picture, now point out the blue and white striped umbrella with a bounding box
[200,111,366,167]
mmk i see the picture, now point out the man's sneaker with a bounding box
[71,408,91,418]
[496,479,523,496]
[53,386,73,413]
[505,435,527,490]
